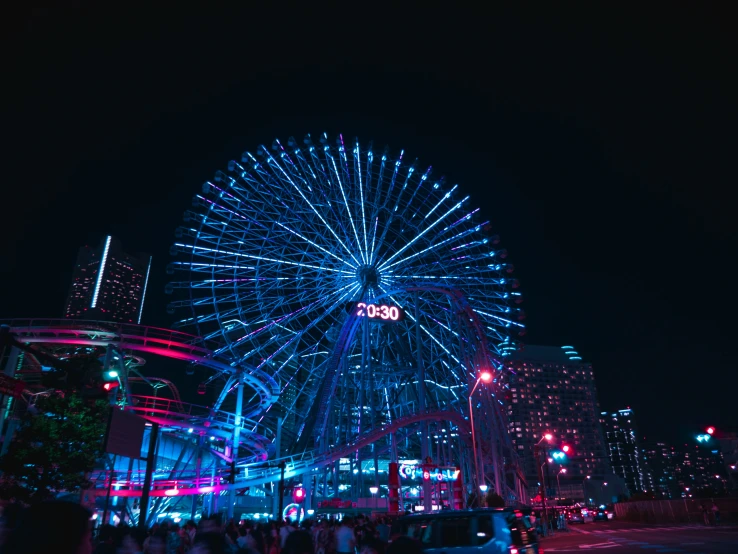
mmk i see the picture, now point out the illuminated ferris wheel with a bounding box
[167,134,525,495]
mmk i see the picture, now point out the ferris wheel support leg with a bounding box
[414,292,433,513]
[227,375,244,520]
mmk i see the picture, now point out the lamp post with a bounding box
[556,468,567,503]
[533,434,553,535]
[600,482,608,505]
[468,371,492,495]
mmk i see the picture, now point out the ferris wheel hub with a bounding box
[357,265,380,288]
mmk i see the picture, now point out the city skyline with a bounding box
[2,6,736,443]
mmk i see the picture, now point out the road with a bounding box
[539,520,737,553]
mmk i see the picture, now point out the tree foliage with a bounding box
[0,393,110,503]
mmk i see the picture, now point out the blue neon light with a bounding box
[91,235,112,308]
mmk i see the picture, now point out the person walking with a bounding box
[279,520,296,550]
[334,518,355,554]
[701,503,710,526]
[711,500,720,526]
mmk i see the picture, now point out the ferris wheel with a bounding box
[167,134,524,478]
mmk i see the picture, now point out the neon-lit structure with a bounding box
[1,134,527,522]
[166,135,527,508]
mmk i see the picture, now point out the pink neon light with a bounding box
[198,486,214,493]
[355,303,401,321]
[164,489,180,496]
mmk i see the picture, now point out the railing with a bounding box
[2,319,281,418]
[86,409,471,496]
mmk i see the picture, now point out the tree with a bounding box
[0,393,110,503]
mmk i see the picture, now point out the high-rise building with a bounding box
[64,236,152,324]
[641,440,678,498]
[640,439,728,498]
[504,345,613,500]
[600,408,646,495]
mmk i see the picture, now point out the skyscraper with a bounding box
[641,440,728,498]
[600,408,646,495]
[504,345,612,500]
[64,236,152,324]
[641,440,676,497]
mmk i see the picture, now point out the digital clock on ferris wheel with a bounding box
[354,302,404,322]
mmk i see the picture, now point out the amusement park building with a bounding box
[64,236,152,324]
[504,345,612,500]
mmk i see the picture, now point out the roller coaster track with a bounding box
[3,319,280,419]
[91,409,470,497]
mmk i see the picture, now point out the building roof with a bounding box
[508,345,585,364]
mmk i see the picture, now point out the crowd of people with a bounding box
[0,501,420,554]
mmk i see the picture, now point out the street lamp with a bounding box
[532,434,553,535]
[556,469,567,502]
[369,486,379,509]
[468,370,493,491]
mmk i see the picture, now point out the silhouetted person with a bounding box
[0,501,92,554]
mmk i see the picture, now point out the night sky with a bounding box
[3,6,736,445]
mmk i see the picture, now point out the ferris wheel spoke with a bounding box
[230,281,359,351]
[243,152,362,268]
[272,220,357,270]
[249,282,362,371]
[380,289,462,367]
[377,218,489,273]
[353,140,370,263]
[325,149,366,264]
[174,243,355,276]
[377,196,471,272]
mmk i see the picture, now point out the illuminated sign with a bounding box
[354,302,404,321]
[399,464,459,482]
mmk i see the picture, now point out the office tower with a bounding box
[64,236,152,324]
[600,408,646,495]
[504,345,611,499]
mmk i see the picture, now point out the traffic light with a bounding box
[706,427,715,435]
[81,380,118,400]
[551,451,566,461]
[562,445,571,454]
[292,486,305,503]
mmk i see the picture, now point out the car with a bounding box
[398,508,540,554]
[566,507,594,524]
[593,508,608,521]
[593,505,614,521]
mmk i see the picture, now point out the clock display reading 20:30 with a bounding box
[355,302,404,322]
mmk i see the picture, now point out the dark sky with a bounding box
[3,5,736,444]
